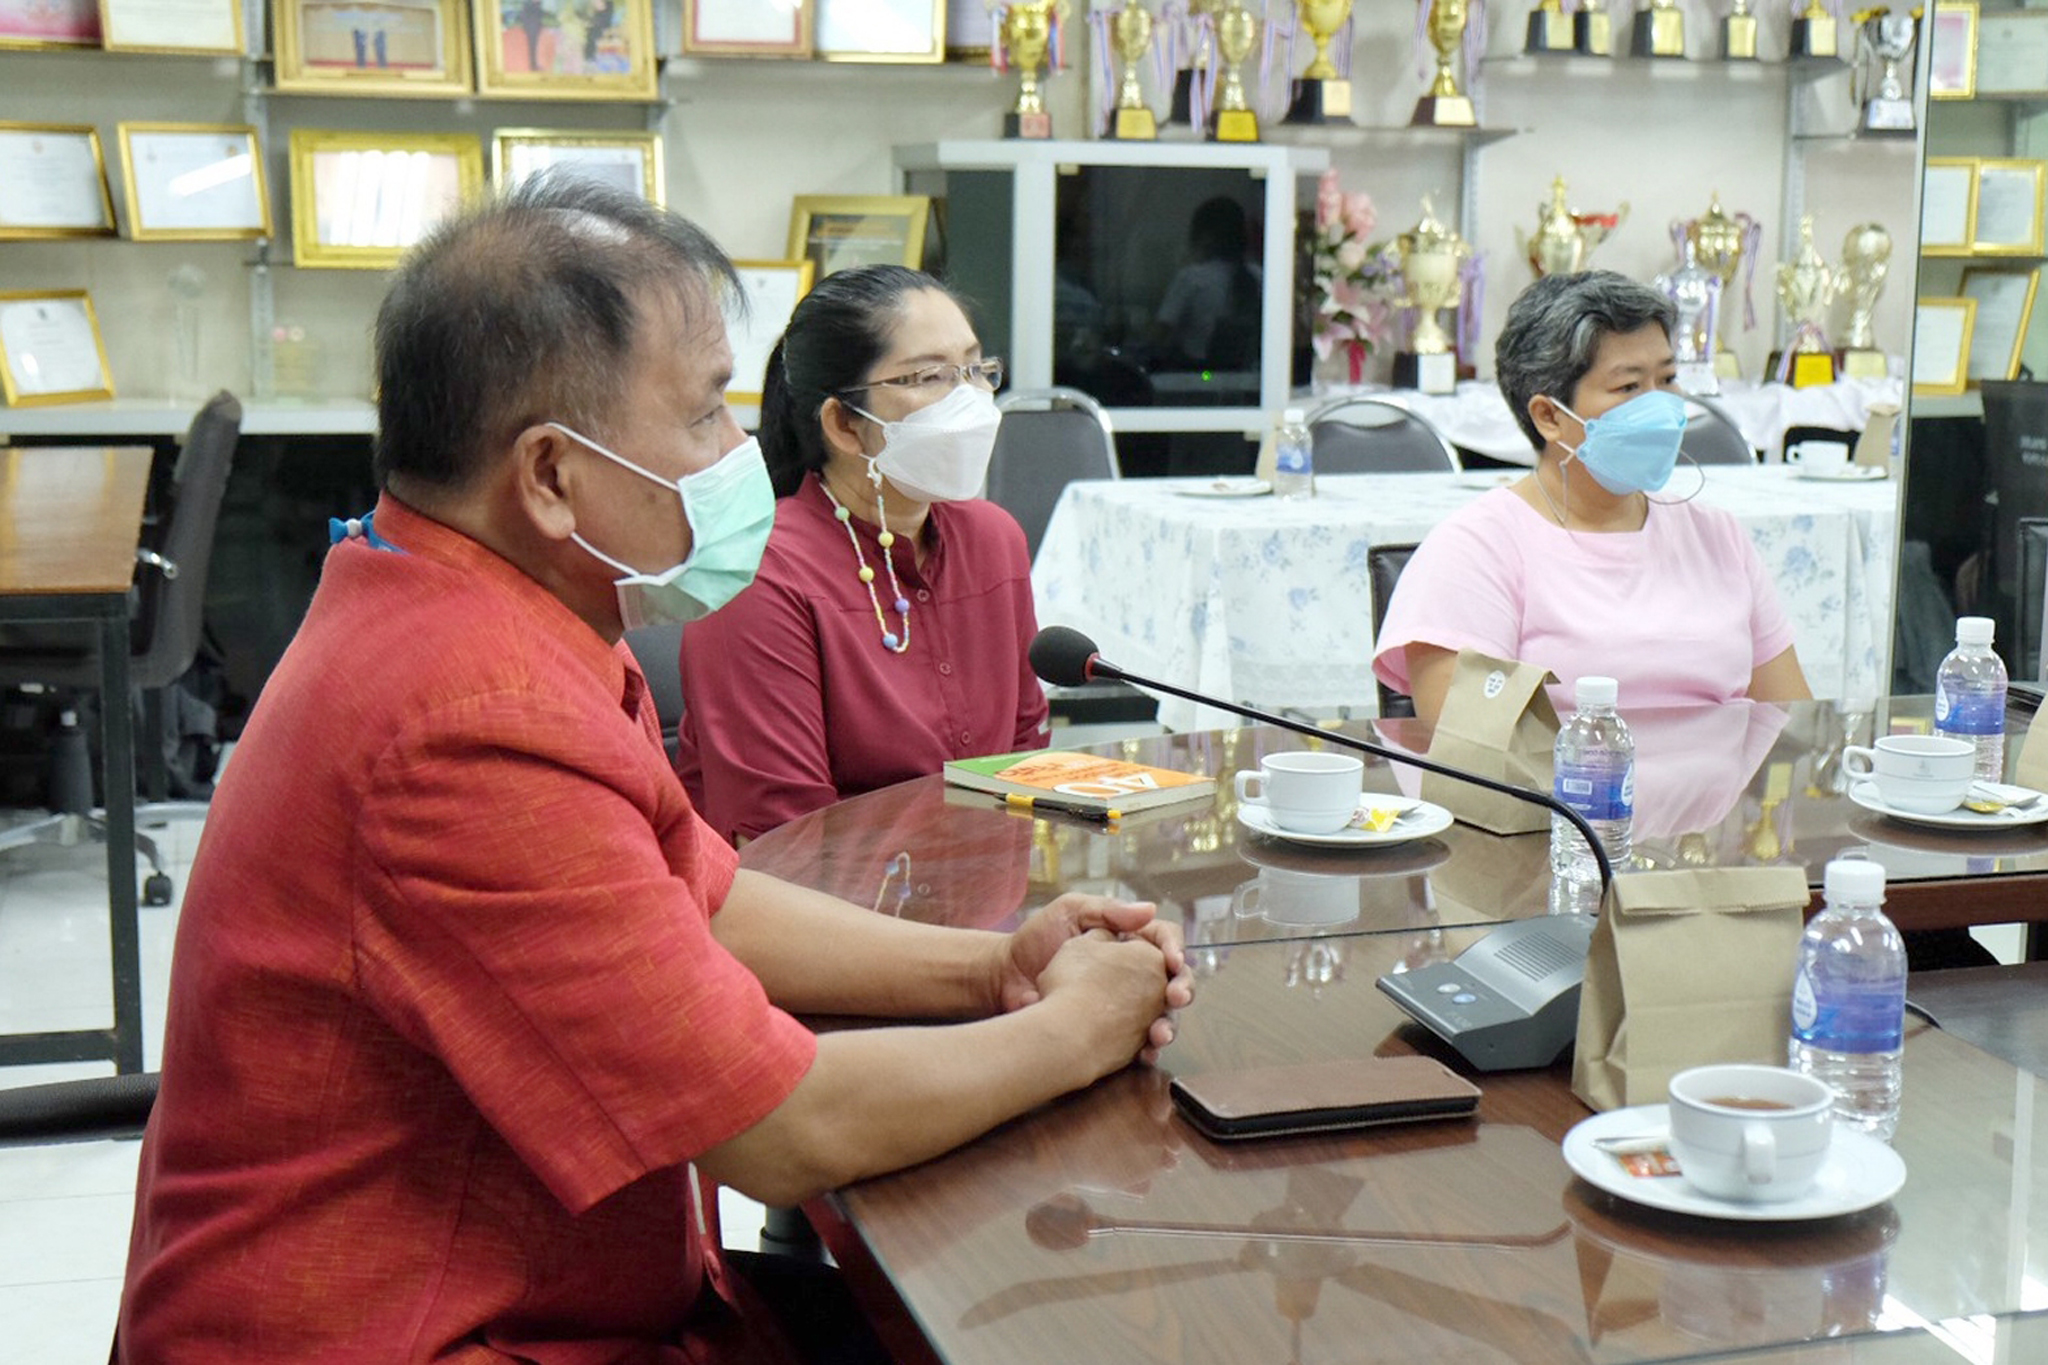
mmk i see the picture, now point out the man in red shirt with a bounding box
[118,178,1189,1363]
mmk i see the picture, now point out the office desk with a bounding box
[0,447,151,1073]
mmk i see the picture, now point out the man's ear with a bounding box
[511,424,578,542]
[820,396,869,461]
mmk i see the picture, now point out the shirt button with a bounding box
[938,662,953,676]
[916,589,931,603]
[961,730,973,745]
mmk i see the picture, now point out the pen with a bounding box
[1002,793,1122,823]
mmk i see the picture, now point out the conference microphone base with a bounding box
[1375,914,1596,1071]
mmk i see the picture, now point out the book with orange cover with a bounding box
[943,749,1216,814]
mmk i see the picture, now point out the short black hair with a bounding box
[1494,271,1677,452]
[372,174,741,491]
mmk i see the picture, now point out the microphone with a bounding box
[1029,626,1612,889]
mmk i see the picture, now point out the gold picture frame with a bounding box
[273,0,474,97]
[1912,297,1977,398]
[943,0,990,60]
[1960,266,2040,383]
[727,258,815,406]
[682,0,811,57]
[1921,156,1980,257]
[1929,0,1979,100]
[491,128,663,202]
[0,290,115,406]
[1971,158,2047,256]
[0,122,116,239]
[1972,9,2048,95]
[474,0,658,100]
[814,0,943,63]
[98,0,241,54]
[288,128,483,270]
[117,122,272,241]
[787,194,931,279]
[0,0,100,48]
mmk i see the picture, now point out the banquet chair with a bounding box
[624,621,685,764]
[1680,396,1757,466]
[1305,397,1461,474]
[0,391,241,906]
[1368,543,1419,719]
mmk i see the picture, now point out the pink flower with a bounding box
[1316,169,1343,229]
[1336,238,1367,272]
[1342,193,1377,240]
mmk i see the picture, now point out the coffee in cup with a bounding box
[1841,734,1975,814]
[1786,439,1851,475]
[1667,1064,1835,1203]
[1233,751,1364,834]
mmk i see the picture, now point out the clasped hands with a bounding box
[993,893,1194,1067]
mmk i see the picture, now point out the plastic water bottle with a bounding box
[1789,858,1906,1140]
[1273,407,1314,500]
[1934,615,2007,781]
[1549,676,1633,914]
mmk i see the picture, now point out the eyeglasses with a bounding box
[843,358,1004,395]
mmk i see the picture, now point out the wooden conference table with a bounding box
[738,700,2048,1364]
[0,447,150,1074]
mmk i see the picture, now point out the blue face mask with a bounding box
[1552,390,1689,495]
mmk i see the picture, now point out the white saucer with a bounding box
[1236,796,1454,847]
[1563,1104,1906,1222]
[1174,478,1272,499]
[1848,780,2048,830]
[1791,465,1885,482]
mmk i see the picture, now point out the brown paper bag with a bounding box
[2013,720,2048,793]
[1422,650,1559,835]
[1852,403,1897,471]
[1571,866,1813,1112]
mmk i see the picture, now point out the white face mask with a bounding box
[849,384,1003,504]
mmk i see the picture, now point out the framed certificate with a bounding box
[288,129,482,269]
[1921,157,1979,256]
[0,124,116,239]
[726,259,814,406]
[1972,158,2046,255]
[1929,1,1979,99]
[98,0,241,54]
[1912,297,1977,398]
[787,194,931,278]
[944,0,990,59]
[118,123,271,240]
[0,291,115,406]
[0,0,100,47]
[475,0,658,100]
[492,128,662,203]
[815,0,943,63]
[1973,10,2048,95]
[1960,267,2040,383]
[274,0,473,96]
[682,0,809,56]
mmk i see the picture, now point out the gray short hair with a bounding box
[373,174,742,491]
[1494,271,1676,452]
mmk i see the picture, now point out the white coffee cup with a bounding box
[1667,1064,1836,1203]
[1787,440,1851,475]
[1234,751,1364,834]
[1231,867,1362,927]
[1841,734,1975,814]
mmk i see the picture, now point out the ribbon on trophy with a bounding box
[1088,8,1118,130]
[1262,2,1296,123]
[1455,250,1485,372]
[1737,216,1763,332]
[1157,2,1221,128]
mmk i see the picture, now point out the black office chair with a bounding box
[1306,397,1462,474]
[1368,543,1419,719]
[0,391,241,905]
[0,1070,158,1145]
[623,621,684,764]
[1680,396,1757,466]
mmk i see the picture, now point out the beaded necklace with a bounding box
[819,478,912,653]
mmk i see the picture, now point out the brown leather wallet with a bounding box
[1169,1056,1481,1141]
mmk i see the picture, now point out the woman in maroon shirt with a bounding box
[676,266,1050,844]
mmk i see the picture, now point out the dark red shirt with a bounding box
[676,476,1049,844]
[120,496,817,1363]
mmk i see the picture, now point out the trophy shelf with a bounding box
[1259,124,1523,150]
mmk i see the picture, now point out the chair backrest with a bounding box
[134,390,241,690]
[624,621,685,762]
[1680,396,1756,466]
[1368,542,1419,718]
[1306,397,1461,474]
[988,387,1117,559]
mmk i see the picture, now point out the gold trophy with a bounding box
[1686,193,1758,380]
[1723,0,1759,59]
[1777,214,1839,388]
[1630,0,1685,57]
[1109,0,1158,140]
[1790,0,1838,59]
[996,0,1067,139]
[1285,0,1353,123]
[1208,0,1260,141]
[1392,196,1470,395]
[1836,222,1893,380]
[1411,0,1476,128]
[1526,0,1572,54]
[1575,0,1613,55]
[1516,176,1628,276]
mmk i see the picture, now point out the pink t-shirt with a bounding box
[1372,488,1798,711]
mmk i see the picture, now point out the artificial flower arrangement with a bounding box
[1307,169,1403,386]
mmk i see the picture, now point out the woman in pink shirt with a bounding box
[1373,271,1811,725]
[676,267,1049,844]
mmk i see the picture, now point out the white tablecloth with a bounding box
[1032,468,1899,732]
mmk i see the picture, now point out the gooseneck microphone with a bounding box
[1030,625,1612,889]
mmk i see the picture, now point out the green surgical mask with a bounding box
[555,422,775,628]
